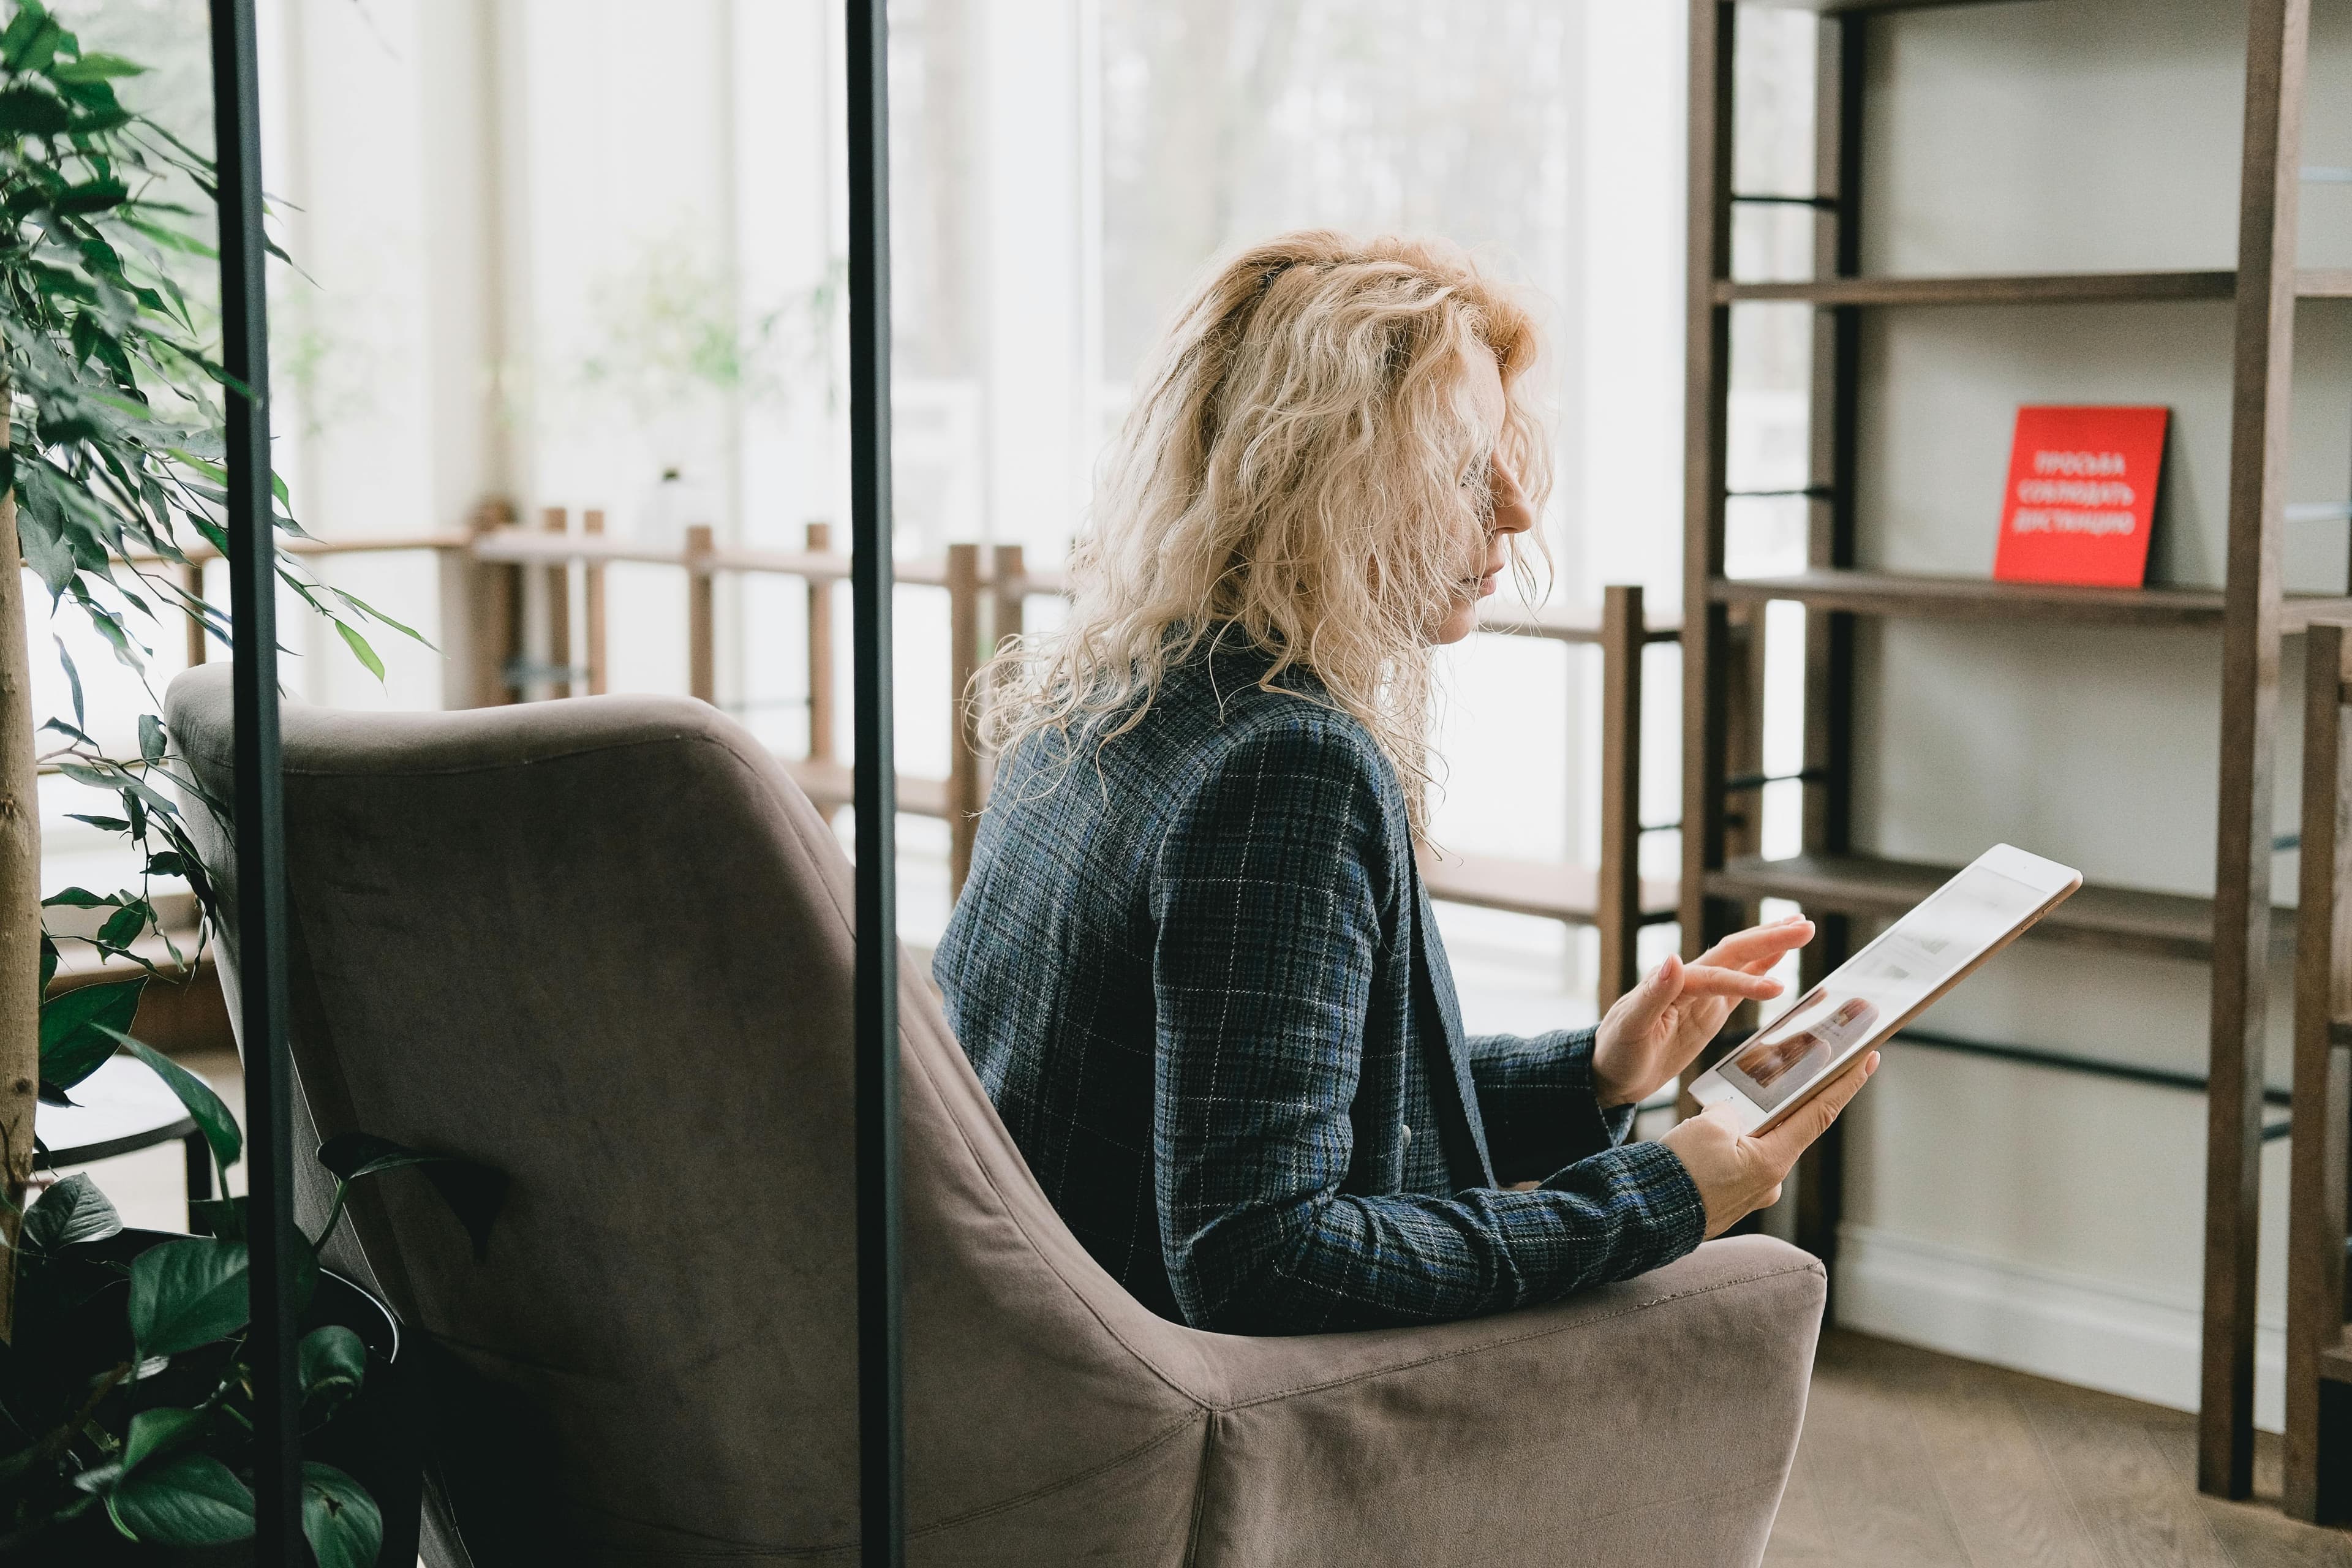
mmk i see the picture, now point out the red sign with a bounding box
[1992,405,2168,588]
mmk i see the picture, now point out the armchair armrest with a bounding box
[1185,1235,1825,1568]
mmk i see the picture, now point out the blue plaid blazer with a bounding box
[933,645,1705,1333]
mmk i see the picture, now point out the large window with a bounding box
[41,1,1757,1030]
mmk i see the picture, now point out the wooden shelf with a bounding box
[1716,269,2352,307]
[1711,568,2352,631]
[2318,1328,2352,1387]
[2296,268,2352,300]
[782,758,951,820]
[1421,851,1676,927]
[1706,851,2292,963]
[1717,272,2234,307]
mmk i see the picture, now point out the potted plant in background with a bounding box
[0,4,490,1561]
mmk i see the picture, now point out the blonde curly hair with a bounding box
[979,230,1551,829]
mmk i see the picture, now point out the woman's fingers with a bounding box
[1608,952,1685,1039]
[1752,1050,1878,1172]
[1698,914,1815,974]
[1675,962,1784,1002]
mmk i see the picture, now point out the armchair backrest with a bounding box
[164,668,1206,1556]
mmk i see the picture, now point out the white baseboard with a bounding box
[1834,1224,2285,1433]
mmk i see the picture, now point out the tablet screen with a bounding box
[1713,859,2052,1112]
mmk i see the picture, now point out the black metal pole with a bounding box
[846,1,903,1564]
[206,2,303,1562]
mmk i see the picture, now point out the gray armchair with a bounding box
[165,665,1825,1567]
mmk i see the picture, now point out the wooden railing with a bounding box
[168,503,1689,1008]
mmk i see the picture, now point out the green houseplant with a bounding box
[1,1121,502,1564]
[0,4,477,1561]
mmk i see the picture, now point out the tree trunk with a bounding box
[0,391,41,1343]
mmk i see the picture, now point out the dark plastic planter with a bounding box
[14,1227,423,1567]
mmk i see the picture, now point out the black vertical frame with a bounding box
[846,1,906,1564]
[206,0,303,1561]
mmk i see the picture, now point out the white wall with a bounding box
[1827,0,2352,1428]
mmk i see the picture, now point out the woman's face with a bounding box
[1431,349,1536,646]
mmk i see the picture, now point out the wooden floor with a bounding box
[1769,1332,2352,1567]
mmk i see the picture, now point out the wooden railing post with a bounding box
[984,540,1024,789]
[809,521,836,761]
[1596,584,1644,1009]
[583,508,608,695]
[2286,617,2352,1520]
[946,543,982,895]
[469,499,521,707]
[181,560,206,668]
[543,506,571,699]
[687,522,716,706]
[989,543,1025,653]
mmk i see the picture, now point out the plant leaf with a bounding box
[113,1033,238,1174]
[53,635,81,731]
[127,1237,246,1357]
[317,1132,509,1262]
[315,1131,438,1183]
[93,902,146,951]
[0,83,68,137]
[20,1170,121,1253]
[137,712,164,763]
[301,1461,382,1568]
[333,618,384,682]
[1,8,59,72]
[121,1405,204,1474]
[37,976,143,1093]
[107,1452,254,1546]
[188,1194,244,1242]
[300,1324,366,1411]
[331,586,429,646]
[51,51,145,83]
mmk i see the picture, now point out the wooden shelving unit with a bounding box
[1681,0,2317,1503]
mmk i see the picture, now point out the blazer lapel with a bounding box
[1408,862,1497,1191]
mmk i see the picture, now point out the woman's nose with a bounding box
[1490,460,1536,537]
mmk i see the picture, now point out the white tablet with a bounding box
[1687,843,2082,1135]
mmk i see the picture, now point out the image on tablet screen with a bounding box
[1712,860,2049,1112]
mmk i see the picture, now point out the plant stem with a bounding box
[315,1180,350,1252]
[0,376,42,1344]
[0,1361,128,1482]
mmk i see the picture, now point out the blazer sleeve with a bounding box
[1148,718,1705,1335]
[1466,1028,1637,1184]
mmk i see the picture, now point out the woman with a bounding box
[933,232,1873,1335]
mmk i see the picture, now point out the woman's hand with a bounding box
[1590,914,1815,1108]
[1659,1050,1877,1236]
